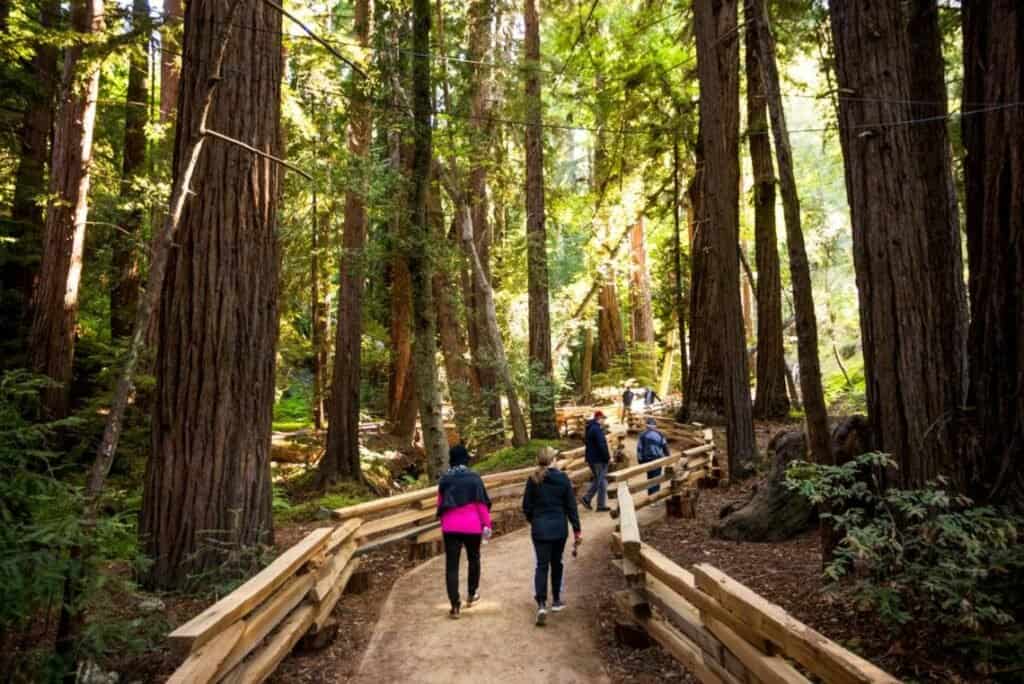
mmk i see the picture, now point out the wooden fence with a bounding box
[610,484,900,684]
[163,435,624,683]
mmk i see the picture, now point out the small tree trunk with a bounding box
[753,0,830,465]
[523,0,556,439]
[629,218,656,345]
[111,0,150,340]
[321,0,371,483]
[962,0,1024,506]
[311,194,325,430]
[673,137,689,397]
[580,327,594,400]
[28,0,105,417]
[694,0,758,475]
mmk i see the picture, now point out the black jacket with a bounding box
[584,419,610,464]
[522,468,581,541]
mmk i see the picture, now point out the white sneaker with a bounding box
[536,606,547,626]
[551,600,565,612]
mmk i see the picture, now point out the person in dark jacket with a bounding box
[620,385,635,422]
[522,448,582,626]
[643,387,661,406]
[581,411,611,512]
[437,444,492,619]
[637,417,670,495]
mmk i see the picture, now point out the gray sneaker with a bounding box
[551,600,565,612]
[536,606,547,626]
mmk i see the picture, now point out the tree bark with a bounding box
[673,136,689,398]
[321,0,372,483]
[387,253,415,438]
[27,0,105,417]
[580,326,594,400]
[523,0,556,439]
[629,218,656,345]
[141,0,282,588]
[829,0,966,488]
[694,0,757,475]
[160,0,183,122]
[753,0,831,466]
[962,0,1024,506]
[409,0,449,476]
[596,276,626,372]
[311,193,326,430]
[3,0,59,360]
[111,0,150,340]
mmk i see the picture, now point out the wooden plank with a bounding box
[311,540,358,602]
[683,443,715,458]
[354,521,441,556]
[643,612,728,684]
[166,621,245,684]
[311,557,361,632]
[214,572,316,679]
[692,564,899,684]
[324,518,362,555]
[609,453,682,483]
[644,574,723,661]
[355,507,436,540]
[612,485,675,518]
[617,484,641,561]
[704,614,810,684]
[169,527,332,653]
[415,525,445,544]
[333,487,437,520]
[609,471,674,499]
[220,602,317,684]
[638,545,772,653]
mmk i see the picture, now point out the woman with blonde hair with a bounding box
[522,448,582,626]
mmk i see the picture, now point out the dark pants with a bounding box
[645,466,662,495]
[532,536,568,605]
[443,532,482,608]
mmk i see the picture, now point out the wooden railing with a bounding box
[606,426,718,519]
[610,484,900,684]
[163,436,624,683]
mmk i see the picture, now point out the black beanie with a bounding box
[449,444,470,467]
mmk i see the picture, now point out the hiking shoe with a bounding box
[596,506,611,512]
[467,592,481,606]
[580,497,593,511]
[551,600,566,612]
[449,605,460,620]
[536,606,547,626]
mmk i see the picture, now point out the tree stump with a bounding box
[711,429,816,542]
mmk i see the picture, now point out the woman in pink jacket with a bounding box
[436,443,492,619]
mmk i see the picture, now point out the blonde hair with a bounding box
[531,447,557,485]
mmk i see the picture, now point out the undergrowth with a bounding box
[473,439,571,474]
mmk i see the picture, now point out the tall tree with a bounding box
[159,0,182,122]
[523,0,556,439]
[753,0,829,465]
[111,0,151,339]
[694,0,757,475]
[629,218,656,344]
[27,0,105,417]
[962,0,1024,505]
[141,0,282,588]
[2,0,59,361]
[596,275,626,371]
[829,0,966,487]
[672,136,689,398]
[744,5,790,420]
[409,0,450,475]
[320,0,372,483]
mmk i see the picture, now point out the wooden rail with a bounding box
[610,487,900,684]
[164,437,618,683]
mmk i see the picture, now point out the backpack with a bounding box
[641,430,666,462]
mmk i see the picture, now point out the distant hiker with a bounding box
[522,447,582,626]
[437,444,492,619]
[620,385,635,422]
[581,411,611,512]
[637,417,670,495]
[643,387,661,406]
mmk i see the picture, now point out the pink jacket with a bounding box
[437,495,493,535]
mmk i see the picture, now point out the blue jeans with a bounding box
[533,536,567,605]
[583,462,608,509]
[645,466,662,495]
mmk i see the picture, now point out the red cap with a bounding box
[593,410,605,419]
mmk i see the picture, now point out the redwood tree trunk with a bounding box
[694,0,758,475]
[745,0,788,419]
[523,0,556,439]
[321,0,371,483]
[388,253,415,439]
[962,0,1024,506]
[629,218,656,345]
[160,0,183,122]
[409,0,449,476]
[830,0,966,488]
[28,0,105,417]
[596,277,626,372]
[111,0,150,340]
[2,0,59,360]
[311,196,326,430]
[141,0,282,588]
[754,0,831,466]
[673,138,689,398]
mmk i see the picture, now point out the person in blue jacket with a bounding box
[580,411,611,512]
[637,417,670,495]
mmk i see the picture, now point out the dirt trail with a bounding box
[349,493,653,683]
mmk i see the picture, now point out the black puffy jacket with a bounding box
[522,468,581,541]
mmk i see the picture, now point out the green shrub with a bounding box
[473,439,569,474]
[786,453,1024,672]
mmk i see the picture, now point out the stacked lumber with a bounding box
[167,519,363,684]
[610,488,899,684]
